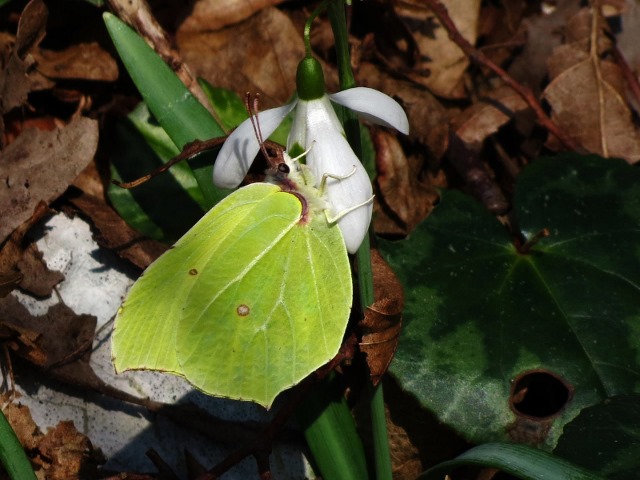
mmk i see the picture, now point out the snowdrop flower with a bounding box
[214,57,409,253]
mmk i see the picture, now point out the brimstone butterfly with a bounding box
[112,153,353,407]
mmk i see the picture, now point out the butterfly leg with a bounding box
[324,194,374,224]
[318,166,357,193]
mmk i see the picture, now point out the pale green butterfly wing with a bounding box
[113,179,352,407]
[112,183,286,375]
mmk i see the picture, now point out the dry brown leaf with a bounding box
[177,0,286,33]
[2,398,105,478]
[0,202,64,297]
[177,7,305,107]
[1,398,104,479]
[543,8,640,163]
[394,0,481,98]
[67,191,168,270]
[359,249,404,384]
[15,242,66,298]
[35,421,104,480]
[1,396,41,450]
[373,129,438,237]
[32,42,118,81]
[356,61,449,159]
[0,295,96,370]
[0,116,98,244]
[0,0,50,115]
[0,295,112,397]
[0,272,23,297]
[508,0,582,93]
[451,85,529,146]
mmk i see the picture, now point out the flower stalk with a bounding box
[329,2,392,479]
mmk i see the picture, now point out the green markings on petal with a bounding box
[113,181,352,407]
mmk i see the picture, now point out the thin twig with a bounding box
[105,0,223,126]
[423,0,584,153]
[112,137,227,188]
[589,2,608,156]
[609,40,640,115]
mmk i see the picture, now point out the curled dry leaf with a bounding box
[32,42,118,82]
[0,0,50,115]
[359,249,404,385]
[356,61,449,159]
[0,116,99,244]
[393,0,481,99]
[0,294,121,397]
[1,396,41,450]
[0,295,96,370]
[542,8,640,163]
[2,397,104,479]
[0,201,64,298]
[177,7,305,107]
[373,129,439,237]
[451,84,529,146]
[177,0,286,33]
[507,0,581,93]
[35,420,104,480]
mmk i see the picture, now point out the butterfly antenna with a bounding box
[245,93,271,162]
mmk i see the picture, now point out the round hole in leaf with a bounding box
[510,370,572,419]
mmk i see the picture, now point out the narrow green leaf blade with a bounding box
[420,443,603,480]
[0,409,37,480]
[103,12,226,208]
[108,104,206,242]
[297,375,369,480]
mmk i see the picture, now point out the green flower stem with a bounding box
[420,443,604,480]
[304,1,329,58]
[328,1,356,90]
[329,2,393,480]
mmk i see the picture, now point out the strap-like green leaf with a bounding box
[296,374,369,480]
[103,13,226,209]
[420,443,603,480]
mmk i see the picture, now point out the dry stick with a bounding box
[589,3,608,157]
[112,134,286,190]
[423,0,584,153]
[105,0,224,127]
[610,42,640,114]
[112,137,227,188]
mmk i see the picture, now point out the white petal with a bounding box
[299,98,373,253]
[213,102,296,188]
[287,96,344,153]
[330,87,409,135]
[287,100,309,152]
[312,137,372,254]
